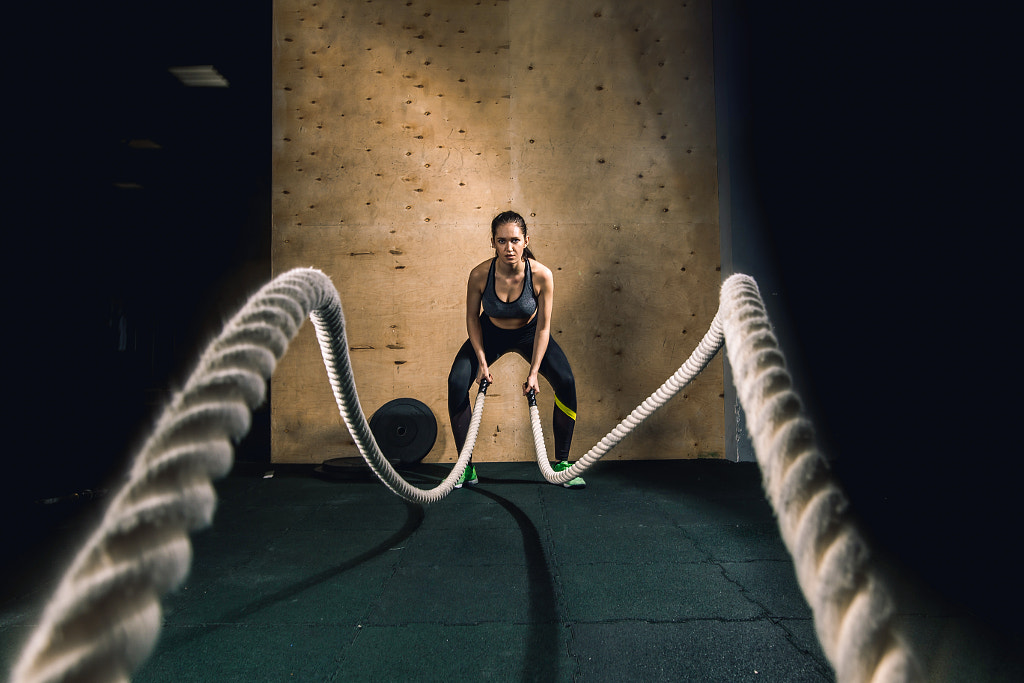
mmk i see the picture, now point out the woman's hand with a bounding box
[523,373,541,396]
[476,363,493,386]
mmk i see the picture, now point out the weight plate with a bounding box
[314,456,372,481]
[368,398,438,466]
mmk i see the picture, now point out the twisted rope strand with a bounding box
[306,293,483,504]
[717,274,920,683]
[526,274,921,682]
[10,268,921,683]
[9,268,477,683]
[529,313,725,484]
[10,271,314,683]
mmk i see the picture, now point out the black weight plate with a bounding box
[314,457,372,481]
[320,456,369,473]
[368,398,438,466]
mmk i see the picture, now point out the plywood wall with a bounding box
[271,0,722,464]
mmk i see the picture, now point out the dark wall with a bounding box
[6,1,273,576]
[713,0,1020,634]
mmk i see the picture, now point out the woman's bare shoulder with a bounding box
[470,258,493,276]
[529,258,553,283]
[468,259,492,288]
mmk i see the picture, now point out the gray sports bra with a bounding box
[481,258,538,319]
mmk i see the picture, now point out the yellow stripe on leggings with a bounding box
[554,395,577,421]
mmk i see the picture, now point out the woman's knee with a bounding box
[448,356,475,413]
[542,350,577,408]
[554,376,577,410]
[448,365,471,393]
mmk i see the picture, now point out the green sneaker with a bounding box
[455,463,478,488]
[553,460,586,489]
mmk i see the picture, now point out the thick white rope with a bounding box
[527,313,724,484]
[717,275,920,683]
[9,268,920,683]
[528,275,921,682]
[8,268,476,683]
[307,287,485,504]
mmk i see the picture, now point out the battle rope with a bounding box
[527,278,920,682]
[717,276,919,683]
[9,268,919,683]
[526,313,724,485]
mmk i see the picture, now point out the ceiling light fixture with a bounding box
[169,65,229,87]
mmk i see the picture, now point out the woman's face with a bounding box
[491,222,529,265]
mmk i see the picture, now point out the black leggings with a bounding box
[448,315,577,461]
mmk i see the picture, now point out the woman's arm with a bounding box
[525,260,554,395]
[466,262,492,384]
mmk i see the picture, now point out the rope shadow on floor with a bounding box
[401,464,563,681]
[144,499,425,658]
[463,485,562,683]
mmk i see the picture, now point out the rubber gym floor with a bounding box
[3,459,1022,682]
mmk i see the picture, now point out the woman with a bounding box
[447,211,585,489]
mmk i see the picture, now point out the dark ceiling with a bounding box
[24,1,271,282]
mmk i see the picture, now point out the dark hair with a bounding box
[491,211,536,260]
